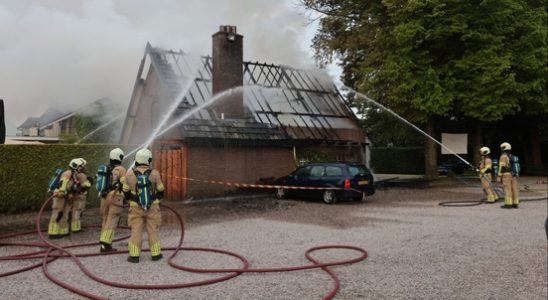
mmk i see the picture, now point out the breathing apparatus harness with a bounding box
[125,165,163,211]
[109,161,123,194]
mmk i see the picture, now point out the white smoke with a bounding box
[0,0,323,132]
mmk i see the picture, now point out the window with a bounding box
[349,165,369,177]
[294,166,311,177]
[310,166,325,177]
[325,166,343,176]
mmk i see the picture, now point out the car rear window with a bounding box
[348,165,370,177]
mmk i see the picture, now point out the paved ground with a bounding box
[1,176,547,299]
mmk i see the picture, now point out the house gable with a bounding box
[121,45,365,146]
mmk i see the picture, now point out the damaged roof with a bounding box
[144,44,361,142]
[17,107,71,129]
[18,97,119,130]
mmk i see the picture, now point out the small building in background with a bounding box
[120,26,367,200]
[16,107,71,143]
[15,97,120,144]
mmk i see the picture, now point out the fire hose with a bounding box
[1,194,368,300]
[438,174,548,207]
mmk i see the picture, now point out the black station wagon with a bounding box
[273,162,375,204]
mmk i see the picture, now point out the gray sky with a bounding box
[1,0,336,134]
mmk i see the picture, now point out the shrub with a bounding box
[0,144,130,213]
[370,147,425,174]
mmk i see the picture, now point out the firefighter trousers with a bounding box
[127,201,162,258]
[99,191,124,245]
[48,196,69,236]
[480,173,498,202]
[501,173,519,206]
[70,193,86,232]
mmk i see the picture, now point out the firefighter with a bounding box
[98,148,127,252]
[478,147,498,203]
[48,158,91,239]
[71,158,92,233]
[497,142,519,209]
[122,148,165,263]
[68,158,91,233]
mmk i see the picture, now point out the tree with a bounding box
[60,114,101,143]
[303,0,547,177]
[360,105,424,147]
[60,99,123,144]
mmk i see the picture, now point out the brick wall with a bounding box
[186,145,294,197]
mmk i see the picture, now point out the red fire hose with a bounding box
[1,195,368,300]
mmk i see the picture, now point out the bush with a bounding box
[0,144,130,213]
[525,165,548,176]
[370,147,425,174]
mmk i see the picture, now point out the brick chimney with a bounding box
[212,25,244,119]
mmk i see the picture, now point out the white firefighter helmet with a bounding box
[78,158,87,166]
[69,158,84,170]
[480,146,490,155]
[109,148,124,161]
[500,142,511,151]
[135,148,152,165]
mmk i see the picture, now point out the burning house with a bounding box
[120,26,366,200]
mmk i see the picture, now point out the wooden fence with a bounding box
[153,147,187,201]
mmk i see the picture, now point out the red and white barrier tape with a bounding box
[160,173,341,190]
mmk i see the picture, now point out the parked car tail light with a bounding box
[344,178,351,190]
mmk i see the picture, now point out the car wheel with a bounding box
[275,188,285,199]
[323,190,337,204]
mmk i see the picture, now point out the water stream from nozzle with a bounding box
[123,57,202,162]
[125,86,245,159]
[76,116,123,144]
[341,86,473,168]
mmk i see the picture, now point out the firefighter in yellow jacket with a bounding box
[498,142,519,209]
[122,148,165,263]
[71,157,91,233]
[478,146,498,203]
[98,148,127,252]
[48,158,91,239]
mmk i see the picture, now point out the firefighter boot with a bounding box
[151,254,163,261]
[100,242,117,253]
[127,256,140,263]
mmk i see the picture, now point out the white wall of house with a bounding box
[26,127,39,136]
[42,123,61,137]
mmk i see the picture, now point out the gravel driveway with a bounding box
[1,180,547,300]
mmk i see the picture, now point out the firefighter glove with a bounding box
[123,191,137,202]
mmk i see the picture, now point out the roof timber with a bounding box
[136,45,362,142]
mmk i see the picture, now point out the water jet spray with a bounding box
[125,86,245,163]
[341,86,473,168]
[75,116,123,144]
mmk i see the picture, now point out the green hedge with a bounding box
[370,147,425,174]
[0,144,131,213]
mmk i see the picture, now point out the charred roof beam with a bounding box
[255,111,347,118]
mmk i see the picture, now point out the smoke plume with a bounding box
[0,0,320,133]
